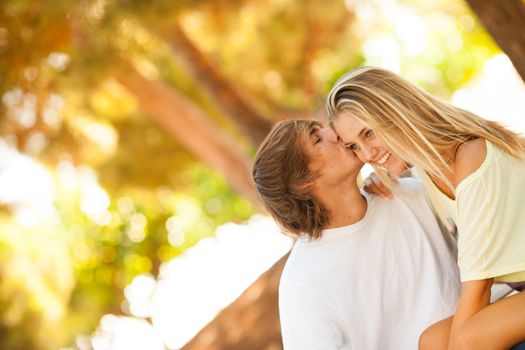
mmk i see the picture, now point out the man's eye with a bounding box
[365,129,375,138]
[314,137,321,144]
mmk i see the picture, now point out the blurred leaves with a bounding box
[0,0,502,349]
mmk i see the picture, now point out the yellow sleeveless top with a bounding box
[417,140,525,283]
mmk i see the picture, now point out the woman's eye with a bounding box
[346,143,357,150]
[314,137,321,144]
[365,129,374,138]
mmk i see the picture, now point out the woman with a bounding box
[326,66,525,350]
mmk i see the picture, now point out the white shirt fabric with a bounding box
[279,178,460,350]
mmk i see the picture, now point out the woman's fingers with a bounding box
[363,173,393,199]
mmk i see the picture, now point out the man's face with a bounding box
[303,122,364,188]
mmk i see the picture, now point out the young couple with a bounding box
[252,66,525,349]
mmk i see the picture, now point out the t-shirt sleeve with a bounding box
[456,143,525,282]
[279,281,347,350]
[455,176,494,281]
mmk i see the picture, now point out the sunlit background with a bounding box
[1,0,524,349]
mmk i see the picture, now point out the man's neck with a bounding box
[320,184,367,229]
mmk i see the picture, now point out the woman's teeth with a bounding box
[377,152,391,165]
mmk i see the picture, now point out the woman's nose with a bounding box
[360,143,377,161]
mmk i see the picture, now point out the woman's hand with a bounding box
[363,172,393,199]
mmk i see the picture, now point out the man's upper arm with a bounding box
[279,281,345,349]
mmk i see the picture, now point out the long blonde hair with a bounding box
[327,66,525,190]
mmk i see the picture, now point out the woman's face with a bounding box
[332,112,408,176]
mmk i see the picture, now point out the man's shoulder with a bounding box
[280,237,351,291]
[366,177,428,215]
[373,177,435,224]
[390,178,429,207]
[280,241,323,286]
[279,254,320,299]
[396,177,425,194]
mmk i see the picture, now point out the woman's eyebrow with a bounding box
[357,127,368,137]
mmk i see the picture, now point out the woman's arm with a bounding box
[362,172,395,198]
[448,278,493,349]
[448,139,490,349]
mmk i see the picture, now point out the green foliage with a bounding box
[0,0,507,348]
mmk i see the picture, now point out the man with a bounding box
[252,119,460,350]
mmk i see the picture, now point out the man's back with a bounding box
[279,178,460,350]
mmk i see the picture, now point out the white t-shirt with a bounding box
[279,178,460,350]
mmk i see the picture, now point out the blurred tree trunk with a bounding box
[156,22,272,146]
[182,253,288,350]
[115,65,261,208]
[466,0,525,82]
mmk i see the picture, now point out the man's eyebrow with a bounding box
[308,125,319,137]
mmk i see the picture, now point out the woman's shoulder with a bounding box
[453,138,487,186]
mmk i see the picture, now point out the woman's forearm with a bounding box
[448,279,493,349]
